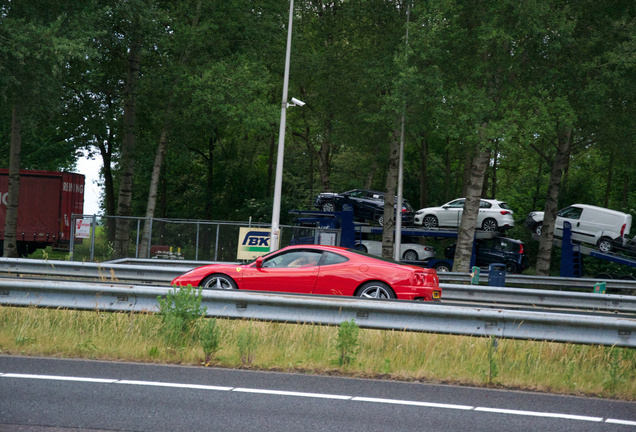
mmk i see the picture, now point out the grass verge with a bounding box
[1,305,634,400]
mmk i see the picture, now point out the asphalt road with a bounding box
[1,356,635,432]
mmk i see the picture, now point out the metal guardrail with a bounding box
[4,257,636,291]
[437,272,636,291]
[442,284,636,314]
[0,278,634,348]
[0,258,194,284]
[1,258,635,313]
[106,258,636,292]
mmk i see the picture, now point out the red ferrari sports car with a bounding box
[171,244,441,301]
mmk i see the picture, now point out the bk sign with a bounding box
[237,228,275,260]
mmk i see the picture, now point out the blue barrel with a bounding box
[488,263,506,287]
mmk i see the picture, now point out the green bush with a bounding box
[157,285,207,347]
[334,319,359,366]
[237,323,257,366]
[201,318,221,366]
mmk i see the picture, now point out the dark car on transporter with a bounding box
[443,236,528,274]
[314,189,414,226]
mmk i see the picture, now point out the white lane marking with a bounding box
[118,380,232,391]
[2,372,635,426]
[2,373,117,383]
[474,407,603,422]
[607,419,636,426]
[353,396,473,410]
[233,387,352,400]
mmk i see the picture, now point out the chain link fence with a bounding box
[69,214,340,263]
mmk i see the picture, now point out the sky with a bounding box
[76,153,102,215]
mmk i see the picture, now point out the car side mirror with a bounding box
[442,205,450,209]
[254,257,263,268]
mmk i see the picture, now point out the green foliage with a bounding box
[70,226,115,262]
[334,319,360,367]
[157,284,207,348]
[237,323,257,366]
[2,0,636,275]
[486,336,499,384]
[201,318,221,366]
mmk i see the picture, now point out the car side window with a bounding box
[480,239,496,249]
[558,206,583,220]
[263,251,320,268]
[262,253,290,268]
[448,199,465,208]
[322,251,349,265]
[286,251,322,267]
[479,201,492,209]
[500,241,516,252]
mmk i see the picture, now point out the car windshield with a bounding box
[499,202,511,210]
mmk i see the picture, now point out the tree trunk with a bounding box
[460,148,473,197]
[535,127,572,276]
[205,133,215,219]
[603,153,613,208]
[531,155,544,211]
[364,162,377,189]
[98,129,117,244]
[490,143,498,199]
[3,104,22,257]
[443,143,451,202]
[267,133,275,197]
[138,2,202,258]
[113,38,141,259]
[382,128,400,259]
[453,148,490,272]
[138,129,168,258]
[419,134,428,208]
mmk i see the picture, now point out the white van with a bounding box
[525,204,632,253]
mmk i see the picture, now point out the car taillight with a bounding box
[414,271,436,286]
[500,210,511,215]
[413,273,424,285]
[414,269,439,287]
[519,244,524,254]
[621,224,626,237]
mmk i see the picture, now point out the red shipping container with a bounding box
[0,169,85,248]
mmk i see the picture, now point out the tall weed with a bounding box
[237,322,258,366]
[334,319,359,366]
[157,285,207,347]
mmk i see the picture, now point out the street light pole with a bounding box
[270,0,295,252]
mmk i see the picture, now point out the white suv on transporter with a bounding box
[414,198,515,232]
